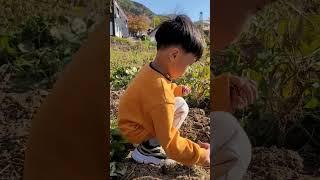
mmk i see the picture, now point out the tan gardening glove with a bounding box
[230,75,258,111]
[211,73,258,112]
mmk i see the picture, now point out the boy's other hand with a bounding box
[198,141,210,167]
[230,75,258,111]
[203,148,210,167]
[198,141,210,149]
[182,86,192,96]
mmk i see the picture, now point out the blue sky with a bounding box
[132,0,210,22]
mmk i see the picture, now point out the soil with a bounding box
[111,87,320,180]
[110,89,125,119]
[244,147,320,180]
[0,82,318,179]
[180,108,210,143]
[0,89,49,179]
[122,161,209,180]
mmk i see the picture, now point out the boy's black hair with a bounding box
[155,15,204,60]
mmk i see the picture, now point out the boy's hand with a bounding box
[198,141,210,167]
[198,141,210,149]
[182,86,192,96]
[230,75,258,111]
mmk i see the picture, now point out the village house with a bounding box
[110,0,129,38]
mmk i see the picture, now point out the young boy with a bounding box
[118,15,210,166]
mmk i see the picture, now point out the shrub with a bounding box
[212,3,320,148]
[176,61,210,108]
[111,66,139,90]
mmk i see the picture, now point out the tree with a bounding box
[128,15,149,35]
[152,16,161,28]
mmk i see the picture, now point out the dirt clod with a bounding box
[180,109,210,143]
[244,147,305,180]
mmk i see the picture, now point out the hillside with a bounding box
[117,0,201,25]
[117,0,155,18]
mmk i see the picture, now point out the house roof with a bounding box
[148,26,160,36]
[203,20,210,24]
[114,0,128,20]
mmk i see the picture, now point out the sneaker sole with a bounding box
[131,148,164,165]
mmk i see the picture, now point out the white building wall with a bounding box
[110,21,113,35]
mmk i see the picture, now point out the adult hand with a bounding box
[230,75,258,111]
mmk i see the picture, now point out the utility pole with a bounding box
[199,11,204,30]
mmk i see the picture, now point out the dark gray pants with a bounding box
[211,112,252,180]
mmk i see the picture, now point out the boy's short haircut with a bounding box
[155,15,204,60]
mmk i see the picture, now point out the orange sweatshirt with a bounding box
[118,63,207,165]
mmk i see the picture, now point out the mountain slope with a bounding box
[117,0,155,18]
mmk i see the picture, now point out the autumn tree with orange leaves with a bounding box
[127,15,150,35]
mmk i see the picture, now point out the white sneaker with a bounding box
[131,141,167,165]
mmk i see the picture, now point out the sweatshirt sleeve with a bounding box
[150,103,207,166]
[211,73,232,112]
[171,83,183,97]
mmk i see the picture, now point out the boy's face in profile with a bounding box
[166,46,196,80]
[155,15,203,80]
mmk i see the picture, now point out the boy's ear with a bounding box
[169,48,180,61]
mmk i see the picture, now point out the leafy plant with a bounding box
[0,34,17,65]
[110,117,131,178]
[213,1,320,147]
[177,60,210,108]
[0,15,90,91]
[111,66,139,90]
[110,124,130,161]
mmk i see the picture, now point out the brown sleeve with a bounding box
[210,73,232,112]
[23,19,108,180]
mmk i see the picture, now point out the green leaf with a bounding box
[50,26,62,40]
[71,6,87,17]
[313,82,320,89]
[277,20,288,35]
[18,41,35,53]
[0,35,16,55]
[71,18,87,35]
[109,162,127,177]
[0,36,9,50]
[243,68,262,82]
[301,37,320,55]
[276,15,320,54]
[282,80,294,98]
[304,88,312,96]
[14,57,34,69]
[304,97,319,109]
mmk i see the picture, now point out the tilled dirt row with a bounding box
[0,89,318,179]
[0,89,49,179]
[244,146,320,180]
